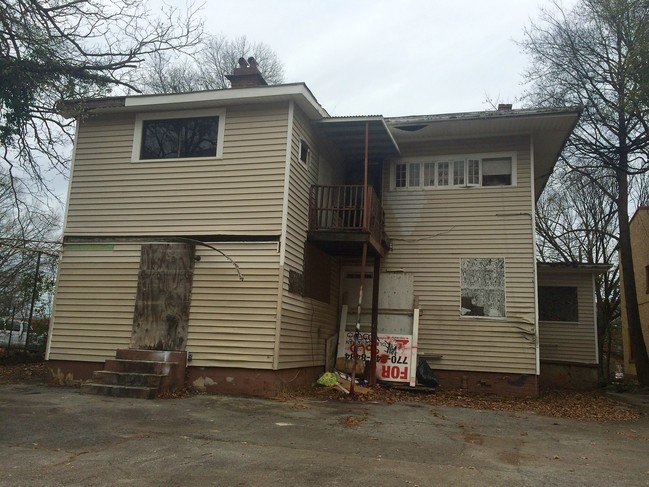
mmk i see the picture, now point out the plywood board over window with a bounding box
[460,258,506,318]
[303,242,331,303]
[538,286,578,322]
[131,243,196,351]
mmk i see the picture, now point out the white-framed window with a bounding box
[391,153,516,190]
[131,108,226,162]
[460,257,506,318]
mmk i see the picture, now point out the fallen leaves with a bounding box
[303,385,643,422]
[341,415,366,428]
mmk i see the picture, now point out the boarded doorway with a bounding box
[131,243,196,351]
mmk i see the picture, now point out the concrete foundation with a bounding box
[433,369,539,397]
[539,360,599,390]
[47,360,324,398]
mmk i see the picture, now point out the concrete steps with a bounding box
[81,349,187,399]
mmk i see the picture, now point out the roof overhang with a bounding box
[313,116,400,161]
[386,107,582,200]
[537,262,611,275]
[57,83,329,121]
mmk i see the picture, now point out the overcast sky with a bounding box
[203,0,574,117]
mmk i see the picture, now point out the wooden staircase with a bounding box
[81,349,187,399]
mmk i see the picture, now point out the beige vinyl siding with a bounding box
[48,244,140,362]
[277,107,342,368]
[65,103,289,236]
[49,242,282,367]
[538,269,597,363]
[381,136,537,374]
[622,209,649,377]
[187,242,280,369]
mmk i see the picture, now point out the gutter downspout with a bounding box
[351,123,370,394]
[273,100,295,370]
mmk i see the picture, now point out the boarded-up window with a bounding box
[303,242,330,303]
[538,286,578,322]
[460,258,505,318]
[288,269,305,296]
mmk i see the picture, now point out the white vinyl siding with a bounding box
[277,106,342,369]
[65,103,290,236]
[538,269,598,364]
[380,136,537,374]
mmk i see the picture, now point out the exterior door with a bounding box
[131,243,196,351]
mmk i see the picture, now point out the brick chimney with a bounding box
[226,56,268,88]
[497,103,513,111]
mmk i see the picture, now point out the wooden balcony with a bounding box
[307,185,390,257]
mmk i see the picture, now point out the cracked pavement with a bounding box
[1,384,648,486]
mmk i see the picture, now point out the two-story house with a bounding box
[48,65,603,397]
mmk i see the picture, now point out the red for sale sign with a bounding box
[342,333,413,383]
[375,335,412,383]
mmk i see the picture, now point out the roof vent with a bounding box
[497,104,513,111]
[226,57,268,88]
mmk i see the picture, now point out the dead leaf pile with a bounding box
[0,361,52,385]
[302,385,642,422]
[341,415,366,428]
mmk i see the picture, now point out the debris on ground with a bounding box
[0,361,52,385]
[300,384,642,422]
[341,415,366,428]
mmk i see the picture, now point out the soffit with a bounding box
[386,108,581,199]
[57,83,329,120]
[313,117,401,161]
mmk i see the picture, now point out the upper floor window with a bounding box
[299,139,310,165]
[132,108,225,162]
[392,154,515,190]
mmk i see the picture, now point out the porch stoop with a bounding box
[80,349,187,399]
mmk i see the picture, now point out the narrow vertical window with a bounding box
[395,163,407,188]
[467,159,480,185]
[423,162,435,187]
[409,162,421,187]
[438,161,449,186]
[299,139,310,165]
[453,160,465,185]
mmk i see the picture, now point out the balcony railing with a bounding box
[308,185,386,249]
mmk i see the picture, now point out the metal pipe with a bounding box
[369,255,381,385]
[23,252,41,353]
[350,241,368,394]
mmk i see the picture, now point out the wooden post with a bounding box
[410,296,420,387]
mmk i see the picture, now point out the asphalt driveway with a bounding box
[1,384,648,486]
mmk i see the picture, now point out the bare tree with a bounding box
[536,165,620,378]
[0,0,203,216]
[521,0,649,385]
[139,34,285,94]
[0,171,60,318]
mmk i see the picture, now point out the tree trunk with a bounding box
[617,163,649,385]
